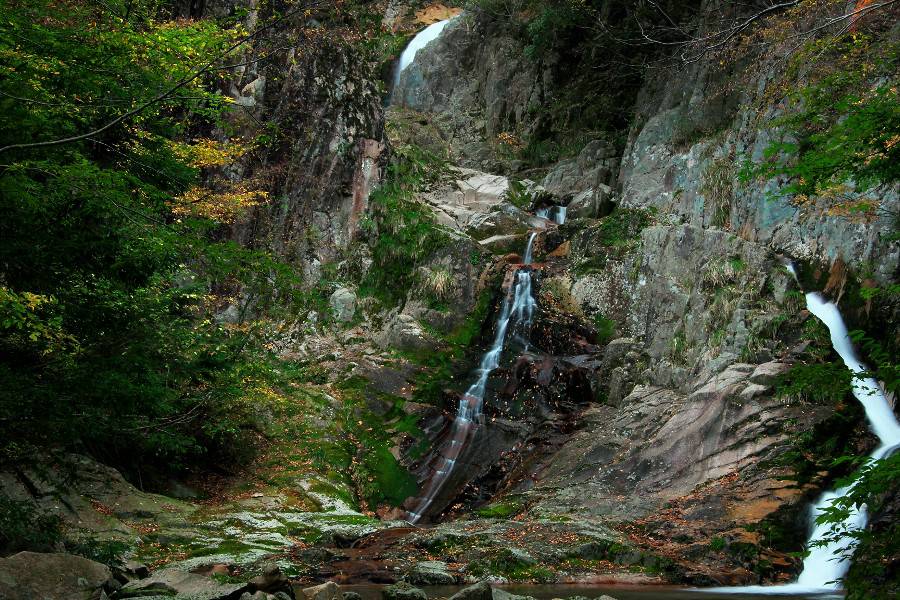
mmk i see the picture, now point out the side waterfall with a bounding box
[709,263,900,595]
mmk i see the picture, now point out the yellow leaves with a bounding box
[169,138,253,168]
[169,184,267,223]
[826,197,878,221]
[496,131,525,150]
[414,4,463,25]
[791,183,880,223]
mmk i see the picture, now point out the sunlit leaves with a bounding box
[170,185,267,223]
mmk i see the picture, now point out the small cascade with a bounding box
[406,232,540,523]
[391,18,455,96]
[707,264,900,595]
[536,206,566,225]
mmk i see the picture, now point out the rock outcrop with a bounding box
[0,552,115,600]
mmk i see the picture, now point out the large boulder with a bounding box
[448,581,492,600]
[457,173,509,209]
[567,184,613,220]
[120,568,246,599]
[250,563,294,598]
[542,139,619,198]
[404,560,456,585]
[0,552,113,600]
[302,581,340,600]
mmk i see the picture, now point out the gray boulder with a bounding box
[250,564,293,598]
[120,568,245,600]
[567,184,613,219]
[0,552,113,600]
[404,560,456,585]
[302,581,340,600]
[329,288,357,322]
[382,581,428,600]
[448,581,492,600]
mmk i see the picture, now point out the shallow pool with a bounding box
[330,584,843,600]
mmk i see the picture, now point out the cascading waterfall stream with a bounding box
[405,207,569,523]
[707,262,900,596]
[406,233,539,523]
[536,206,567,225]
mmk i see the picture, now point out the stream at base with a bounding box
[329,584,842,600]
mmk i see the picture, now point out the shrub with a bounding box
[0,495,63,554]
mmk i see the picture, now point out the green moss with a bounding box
[359,144,451,307]
[466,549,556,582]
[409,286,497,407]
[594,207,655,248]
[593,313,616,344]
[475,500,524,519]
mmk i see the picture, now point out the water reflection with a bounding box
[330,584,843,600]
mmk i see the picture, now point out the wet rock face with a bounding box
[400,304,601,521]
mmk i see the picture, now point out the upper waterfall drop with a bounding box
[391,17,456,96]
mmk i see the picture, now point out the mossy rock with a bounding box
[382,581,427,600]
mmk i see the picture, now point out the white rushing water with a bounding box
[392,18,455,94]
[536,206,566,225]
[704,265,900,595]
[406,233,539,523]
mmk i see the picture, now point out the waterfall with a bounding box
[391,18,455,95]
[705,265,900,595]
[406,233,539,523]
[555,206,567,225]
[789,292,900,589]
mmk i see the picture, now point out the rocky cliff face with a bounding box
[5,1,896,593]
[381,4,898,586]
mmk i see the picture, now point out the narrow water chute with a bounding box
[406,232,540,522]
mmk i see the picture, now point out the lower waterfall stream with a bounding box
[706,264,900,595]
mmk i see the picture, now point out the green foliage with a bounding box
[849,330,899,397]
[593,313,616,344]
[709,536,726,551]
[360,145,451,307]
[521,1,583,60]
[817,453,900,600]
[700,156,735,227]
[0,495,63,554]
[741,34,899,209]
[504,179,533,209]
[596,207,655,247]
[775,362,852,404]
[0,1,301,475]
[64,538,131,568]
